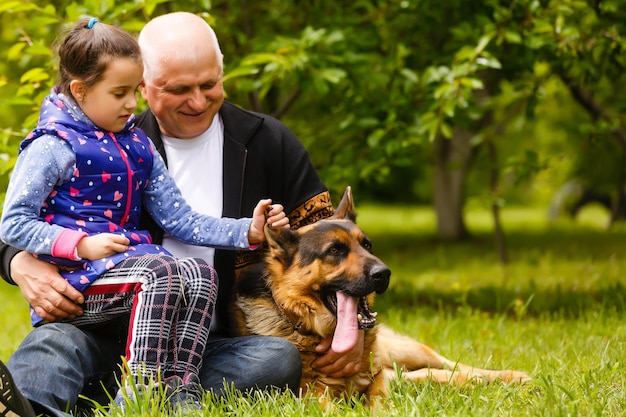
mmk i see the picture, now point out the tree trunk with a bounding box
[486,140,508,264]
[432,129,474,239]
[609,175,626,226]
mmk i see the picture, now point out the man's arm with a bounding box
[0,242,20,285]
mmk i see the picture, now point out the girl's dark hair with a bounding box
[56,18,141,98]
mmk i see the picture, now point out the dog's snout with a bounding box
[371,263,391,294]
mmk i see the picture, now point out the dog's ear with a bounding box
[331,186,357,222]
[264,223,299,267]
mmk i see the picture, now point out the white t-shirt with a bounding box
[161,114,224,331]
[161,114,224,263]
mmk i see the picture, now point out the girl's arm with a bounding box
[0,136,85,259]
[142,146,255,249]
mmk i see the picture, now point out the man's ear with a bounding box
[69,80,86,102]
[139,80,147,99]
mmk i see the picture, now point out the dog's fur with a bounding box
[231,187,530,401]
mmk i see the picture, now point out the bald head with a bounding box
[138,12,223,82]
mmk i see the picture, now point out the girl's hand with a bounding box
[249,199,290,245]
[76,233,130,260]
[266,203,290,229]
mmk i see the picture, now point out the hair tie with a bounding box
[87,18,98,29]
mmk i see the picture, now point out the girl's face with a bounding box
[73,57,143,132]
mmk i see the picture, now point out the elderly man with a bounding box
[0,12,363,416]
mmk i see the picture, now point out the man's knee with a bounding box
[200,335,301,395]
[263,337,302,392]
[7,324,103,415]
[10,322,123,378]
[15,322,90,355]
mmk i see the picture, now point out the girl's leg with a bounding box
[121,255,185,380]
[172,257,218,383]
[163,258,217,409]
[81,254,185,381]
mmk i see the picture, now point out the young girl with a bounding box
[0,18,288,409]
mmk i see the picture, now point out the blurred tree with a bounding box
[219,0,626,238]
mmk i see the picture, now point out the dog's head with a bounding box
[263,186,390,352]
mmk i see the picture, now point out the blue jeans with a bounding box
[7,322,302,416]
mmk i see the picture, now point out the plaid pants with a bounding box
[69,254,218,383]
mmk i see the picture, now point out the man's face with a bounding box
[141,51,224,139]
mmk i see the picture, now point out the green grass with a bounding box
[1,204,625,416]
[1,284,30,360]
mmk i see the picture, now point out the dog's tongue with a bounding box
[331,291,359,353]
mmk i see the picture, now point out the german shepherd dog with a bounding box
[231,187,530,401]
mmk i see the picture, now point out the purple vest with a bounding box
[23,90,170,325]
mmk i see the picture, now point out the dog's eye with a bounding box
[326,244,347,257]
[362,239,372,251]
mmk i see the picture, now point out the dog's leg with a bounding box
[373,325,531,385]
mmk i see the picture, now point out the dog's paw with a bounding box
[491,370,532,384]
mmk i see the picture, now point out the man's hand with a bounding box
[76,233,129,260]
[11,251,84,321]
[311,330,364,377]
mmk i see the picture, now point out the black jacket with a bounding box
[0,100,332,333]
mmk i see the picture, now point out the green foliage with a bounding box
[2,0,626,216]
[214,0,626,208]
